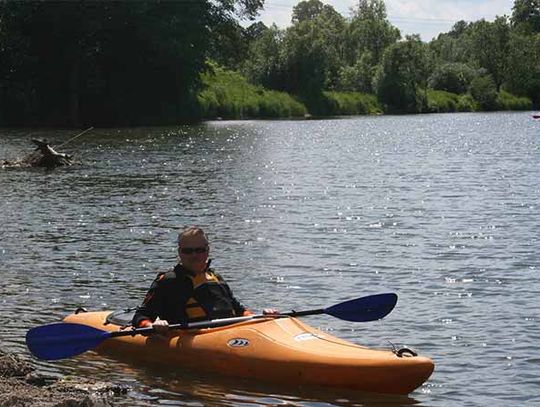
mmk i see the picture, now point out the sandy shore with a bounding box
[0,350,127,407]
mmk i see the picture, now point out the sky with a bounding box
[253,0,516,41]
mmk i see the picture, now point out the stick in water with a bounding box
[57,126,94,148]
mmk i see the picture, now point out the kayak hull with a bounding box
[64,311,434,395]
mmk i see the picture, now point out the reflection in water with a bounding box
[65,352,420,407]
[1,112,540,406]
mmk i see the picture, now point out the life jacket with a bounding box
[183,268,242,322]
[133,262,246,328]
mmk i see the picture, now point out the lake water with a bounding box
[1,112,539,406]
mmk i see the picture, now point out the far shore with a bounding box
[0,109,538,133]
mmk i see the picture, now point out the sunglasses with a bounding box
[180,246,208,255]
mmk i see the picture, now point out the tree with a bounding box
[468,17,511,91]
[208,21,251,70]
[337,52,376,93]
[375,36,430,112]
[243,25,286,90]
[0,0,264,126]
[428,63,476,94]
[345,0,400,65]
[313,4,347,89]
[354,0,387,21]
[206,1,267,70]
[292,0,324,23]
[505,32,540,104]
[429,21,474,65]
[244,21,269,42]
[218,0,264,20]
[470,74,498,110]
[512,0,540,33]
[281,20,328,98]
[245,2,346,100]
[448,20,470,38]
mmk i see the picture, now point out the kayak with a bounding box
[533,114,540,119]
[63,309,434,395]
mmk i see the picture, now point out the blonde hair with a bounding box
[177,227,208,246]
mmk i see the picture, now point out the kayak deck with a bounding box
[64,311,434,395]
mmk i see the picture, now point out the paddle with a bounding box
[26,293,397,361]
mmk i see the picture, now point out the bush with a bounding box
[496,90,533,110]
[428,63,476,94]
[427,90,477,112]
[456,94,477,112]
[260,90,307,117]
[322,91,382,115]
[427,90,459,112]
[374,38,429,113]
[198,62,306,119]
[336,53,376,93]
[470,75,498,110]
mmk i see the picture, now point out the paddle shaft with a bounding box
[109,315,257,338]
[109,309,326,338]
[283,309,324,317]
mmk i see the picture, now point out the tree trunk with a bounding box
[69,58,80,127]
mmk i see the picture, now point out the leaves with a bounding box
[0,0,264,126]
[375,36,429,113]
[512,0,540,33]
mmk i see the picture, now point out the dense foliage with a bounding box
[0,0,263,126]
[0,0,538,126]
[198,63,306,118]
[238,0,539,115]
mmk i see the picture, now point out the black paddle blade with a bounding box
[26,322,111,360]
[324,293,398,322]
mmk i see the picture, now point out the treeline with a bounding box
[0,0,538,126]
[208,0,539,117]
[0,0,264,126]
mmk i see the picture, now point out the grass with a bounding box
[322,91,383,115]
[427,89,532,113]
[496,90,533,111]
[427,90,476,113]
[198,64,306,119]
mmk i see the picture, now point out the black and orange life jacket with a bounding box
[132,262,247,327]
[184,267,244,322]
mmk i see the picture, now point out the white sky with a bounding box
[253,0,515,41]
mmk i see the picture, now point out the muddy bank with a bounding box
[0,350,127,407]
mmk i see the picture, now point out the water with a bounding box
[1,112,539,406]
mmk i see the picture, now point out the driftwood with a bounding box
[1,139,73,169]
[28,139,73,168]
[2,128,93,169]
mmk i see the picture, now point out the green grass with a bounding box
[427,89,532,113]
[322,91,382,115]
[496,90,532,110]
[427,90,476,113]
[198,64,306,119]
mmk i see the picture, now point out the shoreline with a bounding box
[0,109,537,132]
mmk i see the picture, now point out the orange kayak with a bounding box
[64,310,434,395]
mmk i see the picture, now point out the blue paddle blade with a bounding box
[324,293,398,322]
[26,323,111,360]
